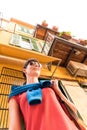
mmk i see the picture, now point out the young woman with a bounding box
[8,58,85,130]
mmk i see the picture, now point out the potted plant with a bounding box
[52,26,58,31]
[41,20,48,27]
[79,39,87,46]
[60,31,72,40]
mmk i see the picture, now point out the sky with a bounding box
[0,0,87,39]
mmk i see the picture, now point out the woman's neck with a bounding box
[26,77,39,84]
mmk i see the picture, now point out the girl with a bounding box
[8,58,85,130]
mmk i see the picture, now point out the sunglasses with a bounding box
[29,61,41,67]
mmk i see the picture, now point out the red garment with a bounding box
[13,88,79,130]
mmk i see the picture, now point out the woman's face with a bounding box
[23,61,42,78]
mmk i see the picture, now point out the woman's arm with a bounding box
[51,79,87,130]
[51,79,77,113]
[8,98,22,130]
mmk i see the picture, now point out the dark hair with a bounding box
[23,58,39,79]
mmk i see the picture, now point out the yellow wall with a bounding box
[0,29,87,82]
